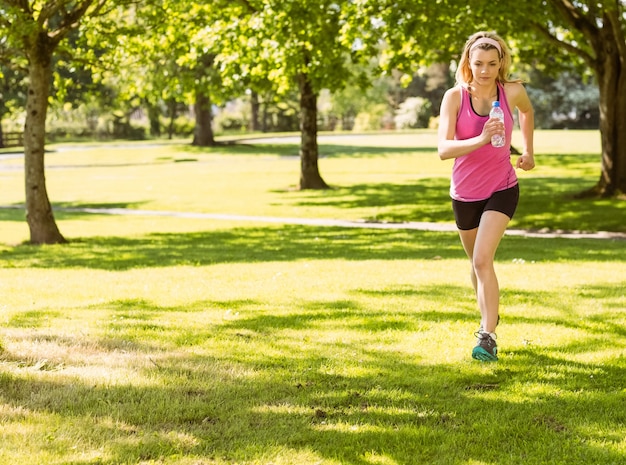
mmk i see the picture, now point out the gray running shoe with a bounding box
[472,331,498,361]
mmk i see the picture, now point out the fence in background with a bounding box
[1,131,24,148]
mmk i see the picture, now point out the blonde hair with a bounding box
[455,31,519,87]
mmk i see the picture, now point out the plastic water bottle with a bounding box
[489,101,505,147]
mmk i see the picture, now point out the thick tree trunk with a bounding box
[297,73,329,190]
[575,9,626,198]
[591,34,626,198]
[192,91,216,147]
[24,39,66,244]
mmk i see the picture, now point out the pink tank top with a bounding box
[450,82,517,202]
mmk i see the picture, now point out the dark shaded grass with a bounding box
[0,224,623,271]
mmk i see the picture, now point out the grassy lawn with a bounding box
[0,130,625,465]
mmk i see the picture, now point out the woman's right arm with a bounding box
[437,87,493,161]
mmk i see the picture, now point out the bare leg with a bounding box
[457,210,510,333]
[458,227,478,291]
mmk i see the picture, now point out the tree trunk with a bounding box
[167,98,177,140]
[579,9,626,197]
[192,91,216,147]
[24,38,66,244]
[250,91,260,132]
[262,101,269,132]
[146,100,161,137]
[592,27,626,198]
[297,73,329,190]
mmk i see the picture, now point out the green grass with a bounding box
[0,130,625,465]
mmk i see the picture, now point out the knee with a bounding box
[472,253,494,275]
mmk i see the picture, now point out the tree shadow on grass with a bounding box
[538,153,600,172]
[0,202,150,222]
[277,178,453,223]
[5,310,63,328]
[0,207,26,222]
[318,144,436,158]
[0,226,451,269]
[518,176,626,232]
[184,142,430,159]
[3,168,624,234]
[276,175,626,232]
[0,224,624,270]
[52,201,151,217]
[1,293,625,464]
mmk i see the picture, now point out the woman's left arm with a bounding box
[508,83,535,171]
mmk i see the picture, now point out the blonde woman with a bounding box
[438,31,535,361]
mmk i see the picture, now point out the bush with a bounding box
[214,99,250,133]
[353,104,393,131]
[394,97,432,129]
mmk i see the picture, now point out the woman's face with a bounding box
[469,48,501,85]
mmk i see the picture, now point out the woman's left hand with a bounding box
[516,152,535,171]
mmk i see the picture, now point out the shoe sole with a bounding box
[472,346,498,362]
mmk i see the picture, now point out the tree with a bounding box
[124,1,248,147]
[514,0,626,197]
[221,0,374,189]
[150,3,223,147]
[0,0,136,244]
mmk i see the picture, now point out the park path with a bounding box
[57,206,626,240]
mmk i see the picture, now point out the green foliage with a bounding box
[347,0,473,74]
[526,70,600,129]
[0,0,609,138]
[356,0,617,85]
[353,103,391,131]
[216,0,373,97]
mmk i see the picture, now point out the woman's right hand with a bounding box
[482,117,505,144]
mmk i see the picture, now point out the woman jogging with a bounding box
[437,31,535,361]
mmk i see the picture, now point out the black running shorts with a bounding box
[452,184,520,231]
